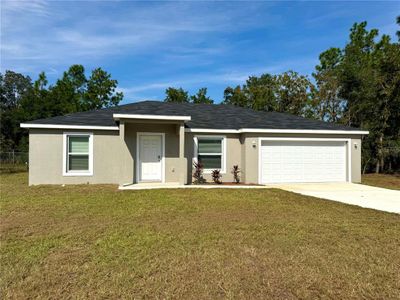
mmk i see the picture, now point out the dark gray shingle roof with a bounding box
[26,100,363,131]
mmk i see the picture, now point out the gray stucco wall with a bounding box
[28,127,362,185]
[28,123,186,186]
[184,133,243,184]
[350,137,362,183]
[123,122,185,184]
[185,132,362,184]
[29,129,131,185]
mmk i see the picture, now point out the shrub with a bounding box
[193,161,206,184]
[232,165,240,183]
[211,169,222,184]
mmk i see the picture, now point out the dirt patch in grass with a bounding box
[362,173,400,190]
[1,173,400,298]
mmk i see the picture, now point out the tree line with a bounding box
[1,65,123,151]
[1,20,399,173]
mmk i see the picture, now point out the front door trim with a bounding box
[136,132,165,183]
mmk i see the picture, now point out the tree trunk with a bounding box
[379,134,384,173]
[362,158,370,174]
[375,160,380,174]
[376,134,384,174]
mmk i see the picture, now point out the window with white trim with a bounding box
[195,136,226,173]
[63,133,93,176]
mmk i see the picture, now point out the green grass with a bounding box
[1,173,399,299]
[362,173,400,190]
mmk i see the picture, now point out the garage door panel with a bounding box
[261,140,347,184]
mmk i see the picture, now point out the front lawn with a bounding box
[362,173,400,190]
[1,173,399,298]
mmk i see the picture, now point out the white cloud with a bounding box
[1,0,49,16]
[1,1,273,74]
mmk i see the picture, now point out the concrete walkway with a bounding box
[269,182,400,214]
[119,182,270,190]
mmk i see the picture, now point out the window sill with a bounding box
[63,172,93,177]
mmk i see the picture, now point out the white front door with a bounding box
[138,134,163,181]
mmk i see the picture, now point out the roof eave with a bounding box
[20,123,119,130]
[185,128,369,135]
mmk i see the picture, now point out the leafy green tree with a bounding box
[339,22,379,127]
[48,65,87,115]
[223,74,277,111]
[312,48,344,122]
[0,71,32,110]
[85,68,123,110]
[338,22,400,173]
[49,65,123,114]
[190,87,213,104]
[19,72,50,120]
[371,34,400,172]
[1,65,123,151]
[164,87,190,103]
[224,72,313,116]
[397,16,400,41]
[16,72,54,151]
[221,20,399,173]
[223,86,248,107]
[223,20,400,173]
[245,74,277,111]
[0,71,33,151]
[275,71,314,116]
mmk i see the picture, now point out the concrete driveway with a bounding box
[269,183,400,214]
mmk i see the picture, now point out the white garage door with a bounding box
[260,140,347,184]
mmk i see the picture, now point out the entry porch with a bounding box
[117,115,188,186]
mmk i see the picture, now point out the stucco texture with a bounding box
[122,122,186,184]
[186,133,362,184]
[28,128,362,185]
[28,122,187,186]
[184,133,242,184]
[29,129,130,185]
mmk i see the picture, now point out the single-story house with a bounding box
[21,101,368,186]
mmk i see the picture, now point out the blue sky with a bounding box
[1,1,399,104]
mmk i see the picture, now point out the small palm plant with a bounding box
[232,165,240,183]
[211,169,222,184]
